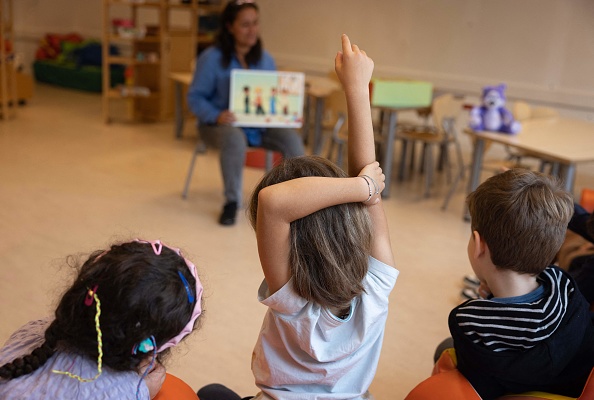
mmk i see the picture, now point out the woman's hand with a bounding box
[216,110,236,125]
[335,34,374,95]
[358,161,385,205]
[139,360,166,399]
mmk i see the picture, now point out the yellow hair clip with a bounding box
[52,287,103,382]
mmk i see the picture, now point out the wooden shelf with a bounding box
[107,55,161,65]
[107,88,159,99]
[102,0,223,123]
[0,0,17,119]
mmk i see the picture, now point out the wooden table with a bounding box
[466,117,594,196]
[170,72,193,139]
[373,104,432,198]
[303,75,341,155]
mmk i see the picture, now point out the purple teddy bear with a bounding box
[469,83,521,134]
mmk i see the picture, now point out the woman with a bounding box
[187,0,305,226]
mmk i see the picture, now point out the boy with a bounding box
[449,169,594,399]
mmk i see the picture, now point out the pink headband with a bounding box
[134,239,203,352]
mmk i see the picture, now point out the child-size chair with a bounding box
[404,348,594,400]
[153,373,199,400]
[181,130,277,199]
[395,93,465,198]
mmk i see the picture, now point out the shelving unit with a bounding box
[0,0,17,119]
[102,0,223,123]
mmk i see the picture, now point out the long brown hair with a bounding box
[248,156,372,310]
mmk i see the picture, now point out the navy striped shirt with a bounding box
[455,267,573,352]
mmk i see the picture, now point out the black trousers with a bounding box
[197,383,253,400]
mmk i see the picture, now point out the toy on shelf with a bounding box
[469,83,521,134]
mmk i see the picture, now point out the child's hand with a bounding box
[478,281,492,299]
[358,161,385,205]
[139,360,166,399]
[335,34,374,94]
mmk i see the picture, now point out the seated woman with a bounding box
[187,0,305,226]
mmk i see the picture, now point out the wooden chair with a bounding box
[396,93,465,197]
[322,83,349,168]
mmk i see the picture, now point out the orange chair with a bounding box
[405,348,594,400]
[153,373,199,400]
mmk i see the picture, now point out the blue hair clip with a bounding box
[178,271,195,304]
[132,337,155,355]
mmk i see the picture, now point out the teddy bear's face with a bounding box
[483,89,505,110]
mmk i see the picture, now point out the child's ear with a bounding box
[472,230,486,259]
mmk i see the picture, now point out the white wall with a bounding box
[12,0,594,115]
[258,0,594,114]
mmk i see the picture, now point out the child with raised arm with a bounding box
[197,34,398,400]
[0,239,203,400]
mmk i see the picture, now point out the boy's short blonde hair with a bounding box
[467,169,573,275]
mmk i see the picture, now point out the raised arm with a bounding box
[335,34,394,267]
[256,176,371,294]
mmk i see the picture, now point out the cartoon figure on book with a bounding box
[0,239,203,400]
[196,34,398,400]
[187,0,305,226]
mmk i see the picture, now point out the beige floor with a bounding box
[1,84,593,399]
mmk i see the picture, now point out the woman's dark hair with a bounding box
[248,156,373,311]
[0,241,201,380]
[216,0,262,68]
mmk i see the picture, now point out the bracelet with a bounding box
[361,174,379,195]
[360,176,373,202]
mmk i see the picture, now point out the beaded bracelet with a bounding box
[360,176,373,202]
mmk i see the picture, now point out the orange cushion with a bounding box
[404,369,481,400]
[153,373,199,400]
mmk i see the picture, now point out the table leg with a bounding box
[464,137,486,221]
[381,111,398,198]
[313,97,325,155]
[302,93,311,145]
[174,81,184,139]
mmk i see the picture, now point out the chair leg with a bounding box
[265,150,273,172]
[424,144,434,198]
[409,141,417,175]
[398,140,409,181]
[336,142,345,169]
[442,165,467,211]
[182,150,200,199]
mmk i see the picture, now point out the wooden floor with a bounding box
[1,84,592,399]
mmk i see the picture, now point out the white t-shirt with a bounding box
[252,256,398,400]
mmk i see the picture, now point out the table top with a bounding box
[170,72,193,85]
[170,71,342,98]
[467,117,594,164]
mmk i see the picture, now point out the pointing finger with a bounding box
[341,34,352,55]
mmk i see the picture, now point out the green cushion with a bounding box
[33,60,124,93]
